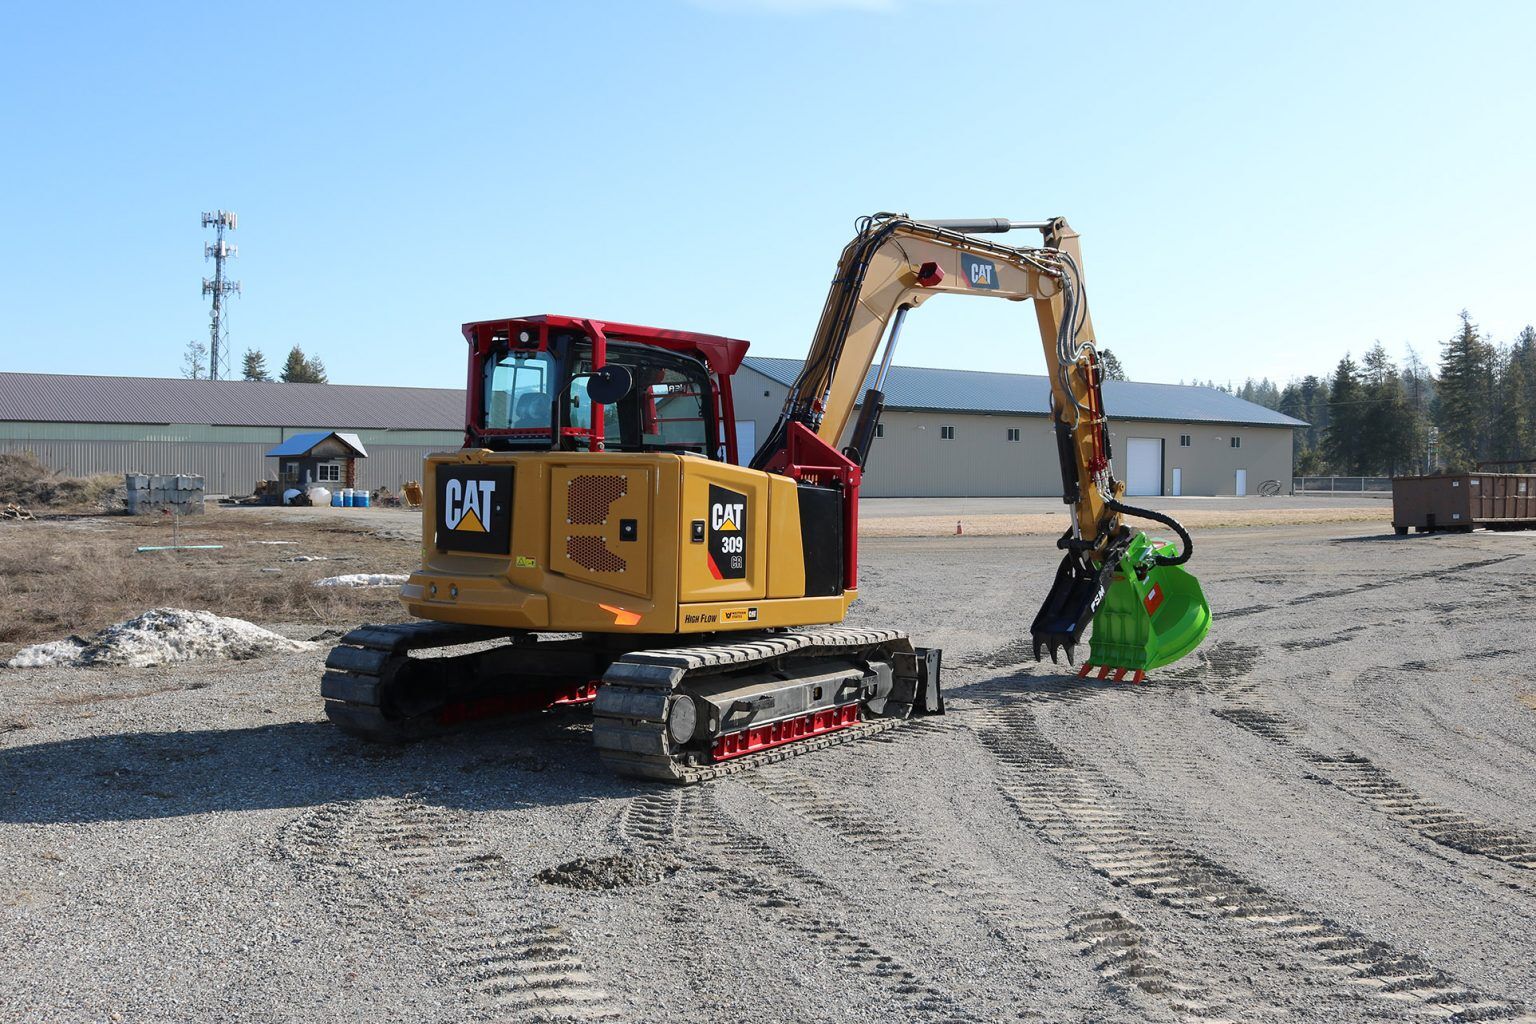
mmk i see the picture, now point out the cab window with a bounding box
[485,350,555,430]
[569,343,714,455]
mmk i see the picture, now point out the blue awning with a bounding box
[264,430,369,458]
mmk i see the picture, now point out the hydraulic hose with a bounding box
[1106,498,1193,567]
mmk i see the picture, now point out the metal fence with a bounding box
[1293,476,1394,494]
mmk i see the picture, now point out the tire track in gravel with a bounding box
[1218,553,1518,619]
[1181,641,1536,874]
[1065,907,1221,1018]
[741,768,1025,919]
[969,696,1536,1022]
[281,797,626,1023]
[743,765,1241,1021]
[620,785,986,1024]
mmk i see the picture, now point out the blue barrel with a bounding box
[357,490,370,508]
[330,490,343,507]
[342,488,355,507]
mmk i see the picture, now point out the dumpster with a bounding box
[1391,473,1536,534]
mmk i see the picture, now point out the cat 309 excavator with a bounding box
[321,213,1212,781]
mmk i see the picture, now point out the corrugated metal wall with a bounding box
[1,438,455,494]
[730,365,1296,497]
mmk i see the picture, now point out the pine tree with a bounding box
[1501,347,1531,463]
[241,348,270,381]
[1299,374,1327,458]
[280,346,329,384]
[1324,354,1364,473]
[1097,348,1127,381]
[1436,311,1494,470]
[182,339,208,379]
[1359,343,1420,475]
[1509,326,1536,458]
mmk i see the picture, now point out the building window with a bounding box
[1230,436,1242,449]
[940,425,956,440]
[1006,427,1022,442]
[874,423,885,438]
[318,463,342,482]
[1179,434,1191,447]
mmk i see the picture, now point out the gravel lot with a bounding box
[3,515,1535,1023]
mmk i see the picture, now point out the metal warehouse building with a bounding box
[732,357,1302,498]
[0,373,463,494]
[0,363,1300,498]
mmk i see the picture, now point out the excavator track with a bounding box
[592,627,943,783]
[323,622,943,779]
[327,620,933,779]
[321,621,610,743]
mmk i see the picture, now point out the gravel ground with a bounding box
[3,521,1535,1022]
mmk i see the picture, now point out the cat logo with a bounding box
[444,478,495,532]
[706,484,748,580]
[435,465,512,554]
[711,501,743,534]
[961,254,1000,290]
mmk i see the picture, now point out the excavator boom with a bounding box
[755,213,1211,674]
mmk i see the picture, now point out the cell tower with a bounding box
[201,211,241,380]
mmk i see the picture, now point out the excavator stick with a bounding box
[1029,531,1130,666]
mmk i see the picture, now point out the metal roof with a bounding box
[264,431,369,458]
[0,362,1305,432]
[741,357,1306,428]
[0,373,464,429]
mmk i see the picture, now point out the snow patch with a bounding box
[312,573,408,589]
[5,608,315,669]
[7,638,88,668]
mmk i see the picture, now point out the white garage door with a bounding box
[734,421,756,466]
[1125,437,1164,496]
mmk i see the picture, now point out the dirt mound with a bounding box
[0,451,121,511]
[536,853,682,891]
[6,608,315,669]
[312,573,408,588]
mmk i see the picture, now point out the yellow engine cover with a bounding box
[401,450,854,635]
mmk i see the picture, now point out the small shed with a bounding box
[265,431,368,490]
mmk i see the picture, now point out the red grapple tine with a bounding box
[1096,666,1112,680]
[1112,668,1127,682]
[1077,663,1093,678]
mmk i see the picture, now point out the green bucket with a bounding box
[1086,532,1212,673]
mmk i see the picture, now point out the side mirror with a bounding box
[586,364,634,404]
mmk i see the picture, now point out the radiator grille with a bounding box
[566,535,626,573]
[567,474,628,525]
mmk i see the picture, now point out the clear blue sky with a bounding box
[3,1,1533,390]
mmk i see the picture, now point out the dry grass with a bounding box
[0,508,415,652]
[859,506,1390,538]
[1519,693,1536,714]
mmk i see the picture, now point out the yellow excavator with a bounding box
[322,214,1211,781]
